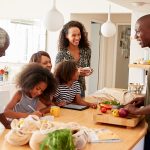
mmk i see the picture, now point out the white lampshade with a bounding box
[101,4,116,37]
[44,0,64,32]
[101,20,116,37]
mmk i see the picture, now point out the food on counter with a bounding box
[40,129,75,150]
[5,130,31,146]
[100,103,112,110]
[118,108,128,118]
[112,109,119,117]
[102,100,121,106]
[29,130,47,150]
[5,115,91,149]
[112,108,128,118]
[100,107,107,113]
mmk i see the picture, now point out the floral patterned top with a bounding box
[55,48,91,93]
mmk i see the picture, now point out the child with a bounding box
[4,63,57,119]
[53,60,97,109]
[29,51,53,106]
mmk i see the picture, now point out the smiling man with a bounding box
[126,14,150,150]
[134,15,150,48]
[0,27,10,57]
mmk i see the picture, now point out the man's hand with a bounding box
[125,104,139,115]
[127,96,144,107]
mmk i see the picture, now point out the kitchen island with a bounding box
[0,107,147,150]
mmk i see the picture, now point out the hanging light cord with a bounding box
[52,0,56,9]
[108,4,111,21]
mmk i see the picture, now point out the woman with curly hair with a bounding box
[4,63,57,119]
[55,21,93,97]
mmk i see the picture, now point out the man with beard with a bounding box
[125,14,150,150]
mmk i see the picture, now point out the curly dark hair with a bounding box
[29,51,50,63]
[58,20,90,50]
[16,63,57,99]
[54,60,78,84]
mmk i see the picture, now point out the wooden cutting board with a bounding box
[93,111,145,127]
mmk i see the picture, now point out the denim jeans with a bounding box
[144,131,150,150]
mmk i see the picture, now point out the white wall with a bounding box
[71,13,131,94]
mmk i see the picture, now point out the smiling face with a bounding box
[66,27,81,47]
[40,55,52,71]
[135,20,150,48]
[29,81,47,98]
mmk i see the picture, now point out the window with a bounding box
[0,19,46,63]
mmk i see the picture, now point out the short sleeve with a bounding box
[53,88,60,102]
[75,81,81,94]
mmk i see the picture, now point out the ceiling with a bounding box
[108,0,150,13]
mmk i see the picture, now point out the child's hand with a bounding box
[57,101,66,107]
[89,103,97,109]
[32,111,43,117]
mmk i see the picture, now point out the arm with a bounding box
[37,99,51,114]
[4,91,43,119]
[75,94,97,109]
[125,104,150,115]
[4,91,29,119]
[127,96,145,107]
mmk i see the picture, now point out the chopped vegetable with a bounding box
[40,129,75,150]
[102,100,120,106]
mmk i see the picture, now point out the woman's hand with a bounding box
[78,67,93,77]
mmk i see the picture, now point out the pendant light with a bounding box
[44,0,64,32]
[101,4,116,37]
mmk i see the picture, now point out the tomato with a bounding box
[100,104,112,110]
[100,107,107,113]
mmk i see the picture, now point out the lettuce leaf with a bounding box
[40,129,75,150]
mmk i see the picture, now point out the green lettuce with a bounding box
[40,129,75,150]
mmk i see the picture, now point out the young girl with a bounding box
[29,51,53,106]
[4,63,57,119]
[53,60,97,109]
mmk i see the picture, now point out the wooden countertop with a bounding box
[0,108,148,150]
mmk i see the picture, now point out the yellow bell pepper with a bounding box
[112,109,119,117]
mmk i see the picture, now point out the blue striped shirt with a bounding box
[54,81,81,103]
